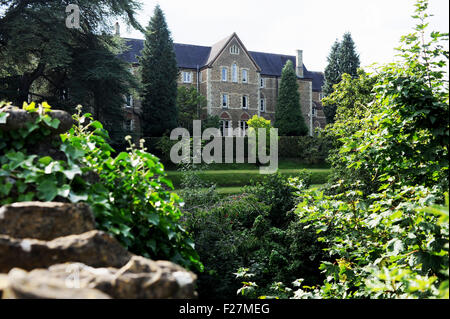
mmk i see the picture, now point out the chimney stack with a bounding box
[296,50,304,78]
[115,22,120,37]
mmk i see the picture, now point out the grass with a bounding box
[167,167,331,188]
[173,184,324,196]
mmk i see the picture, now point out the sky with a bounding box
[121,0,449,72]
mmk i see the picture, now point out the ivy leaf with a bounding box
[69,191,88,203]
[63,164,82,180]
[0,112,10,124]
[36,178,58,201]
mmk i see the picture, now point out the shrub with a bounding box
[184,173,326,299]
[0,102,202,272]
[183,194,271,299]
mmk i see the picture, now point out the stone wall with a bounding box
[0,107,197,299]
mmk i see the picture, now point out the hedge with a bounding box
[166,169,331,188]
[144,135,332,167]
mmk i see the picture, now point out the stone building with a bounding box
[119,33,327,136]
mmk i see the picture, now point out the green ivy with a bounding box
[0,102,202,272]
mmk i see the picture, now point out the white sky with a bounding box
[122,0,449,72]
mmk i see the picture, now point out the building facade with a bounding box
[119,33,326,136]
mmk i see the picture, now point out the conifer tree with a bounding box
[274,60,308,136]
[322,33,360,124]
[339,32,360,77]
[0,0,142,145]
[139,5,179,137]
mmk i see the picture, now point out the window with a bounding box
[260,98,266,112]
[220,120,232,136]
[312,107,317,117]
[124,119,134,131]
[242,95,248,109]
[230,45,240,55]
[182,71,192,83]
[232,64,238,83]
[260,78,265,88]
[61,88,69,101]
[242,69,248,83]
[125,94,133,108]
[239,121,248,137]
[222,94,229,108]
[319,92,324,100]
[221,67,228,82]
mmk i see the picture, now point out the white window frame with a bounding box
[239,120,248,137]
[182,71,193,83]
[242,95,249,109]
[220,120,232,136]
[260,98,266,112]
[124,119,134,131]
[230,45,240,55]
[242,69,248,83]
[260,78,265,88]
[125,94,133,108]
[232,63,238,83]
[221,67,228,82]
[222,93,229,108]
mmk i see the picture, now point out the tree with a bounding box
[176,86,206,134]
[322,33,361,124]
[322,40,341,124]
[139,5,179,137]
[339,33,360,77]
[0,0,142,145]
[274,60,308,136]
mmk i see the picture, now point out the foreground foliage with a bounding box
[237,0,448,299]
[0,102,202,271]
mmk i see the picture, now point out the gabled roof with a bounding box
[118,35,324,91]
[204,33,261,71]
[205,34,234,66]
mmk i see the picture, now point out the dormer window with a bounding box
[230,45,240,55]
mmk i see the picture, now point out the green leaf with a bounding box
[147,214,160,226]
[36,178,58,201]
[63,164,82,180]
[38,156,53,166]
[0,112,10,124]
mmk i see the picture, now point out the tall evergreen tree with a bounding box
[322,40,341,97]
[339,32,360,77]
[0,0,142,145]
[274,60,308,136]
[322,33,360,124]
[139,5,179,137]
[322,40,342,124]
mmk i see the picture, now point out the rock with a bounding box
[0,105,73,134]
[0,273,8,298]
[1,257,197,299]
[0,230,132,273]
[0,202,96,240]
[2,268,111,299]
